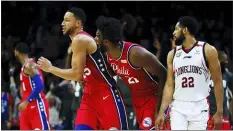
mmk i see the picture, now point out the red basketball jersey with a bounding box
[77,31,116,93]
[107,41,159,98]
[20,58,45,101]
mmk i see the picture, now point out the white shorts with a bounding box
[170,99,209,130]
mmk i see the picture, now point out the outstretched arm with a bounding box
[37,35,91,83]
[129,46,167,111]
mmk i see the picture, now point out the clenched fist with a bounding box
[37,57,52,72]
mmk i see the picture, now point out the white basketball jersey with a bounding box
[173,41,211,101]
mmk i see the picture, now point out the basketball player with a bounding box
[95,16,167,130]
[207,51,232,130]
[37,7,128,130]
[155,16,223,130]
[14,42,51,130]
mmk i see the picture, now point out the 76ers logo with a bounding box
[83,68,91,78]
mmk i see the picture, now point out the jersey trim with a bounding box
[202,42,209,68]
[181,41,198,54]
[111,41,125,61]
[143,68,159,90]
[127,44,141,70]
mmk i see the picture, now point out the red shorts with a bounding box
[20,97,50,130]
[133,95,159,130]
[207,116,231,130]
[75,86,128,130]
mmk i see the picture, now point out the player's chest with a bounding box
[174,50,203,66]
[109,60,132,76]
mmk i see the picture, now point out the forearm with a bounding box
[9,76,17,98]
[49,66,82,82]
[159,85,174,113]
[214,83,224,113]
[27,74,44,102]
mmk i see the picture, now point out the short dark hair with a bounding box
[15,42,29,54]
[67,7,86,25]
[96,16,122,43]
[178,16,199,36]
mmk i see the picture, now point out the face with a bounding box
[61,12,80,35]
[95,29,108,52]
[219,53,228,72]
[14,49,20,61]
[173,22,186,45]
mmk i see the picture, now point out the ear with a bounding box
[76,20,81,27]
[103,39,109,45]
[183,27,188,34]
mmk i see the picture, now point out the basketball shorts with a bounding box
[75,87,128,130]
[170,99,209,130]
[20,98,50,130]
[133,95,158,130]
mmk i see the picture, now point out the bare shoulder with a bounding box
[129,46,149,58]
[24,61,38,76]
[167,49,175,61]
[204,43,218,56]
[72,34,96,54]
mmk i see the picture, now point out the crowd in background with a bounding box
[1,1,232,130]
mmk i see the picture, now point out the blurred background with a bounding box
[1,1,233,130]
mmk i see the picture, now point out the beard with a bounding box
[175,32,185,45]
[99,43,107,53]
[64,27,75,36]
[15,55,20,62]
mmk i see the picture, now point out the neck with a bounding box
[20,56,29,65]
[69,27,83,40]
[109,42,122,59]
[182,35,196,49]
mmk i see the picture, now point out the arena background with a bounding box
[1,1,233,130]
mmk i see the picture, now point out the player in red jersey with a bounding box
[37,7,128,130]
[95,16,167,130]
[14,42,51,130]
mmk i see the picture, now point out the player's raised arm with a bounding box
[205,44,223,129]
[155,49,175,129]
[37,35,90,83]
[129,46,167,110]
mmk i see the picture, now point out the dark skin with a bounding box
[155,22,223,130]
[14,50,38,111]
[95,29,167,121]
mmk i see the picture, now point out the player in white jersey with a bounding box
[155,16,223,130]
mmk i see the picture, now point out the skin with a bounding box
[155,22,223,130]
[95,29,167,121]
[37,11,96,84]
[14,50,38,111]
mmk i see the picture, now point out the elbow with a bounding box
[74,73,83,83]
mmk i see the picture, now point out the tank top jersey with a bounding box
[106,41,159,98]
[173,41,211,101]
[20,58,45,102]
[77,31,117,93]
